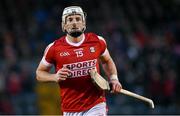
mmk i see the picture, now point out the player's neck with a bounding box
[67,34,84,43]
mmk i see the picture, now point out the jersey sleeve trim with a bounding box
[98,35,107,56]
[41,57,53,67]
[98,36,106,45]
[44,42,54,57]
[101,48,108,56]
[40,42,54,67]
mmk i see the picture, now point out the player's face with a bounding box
[64,14,85,37]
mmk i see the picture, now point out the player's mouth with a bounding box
[71,28,79,32]
[72,27,78,30]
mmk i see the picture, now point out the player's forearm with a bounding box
[102,58,119,81]
[36,70,56,82]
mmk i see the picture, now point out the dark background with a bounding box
[0,0,180,114]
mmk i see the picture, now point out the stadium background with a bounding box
[0,0,180,114]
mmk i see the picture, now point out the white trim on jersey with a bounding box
[101,48,108,56]
[98,35,108,56]
[66,34,85,46]
[41,57,53,67]
[98,35,106,45]
[40,42,54,67]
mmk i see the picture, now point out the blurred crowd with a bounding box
[0,0,180,114]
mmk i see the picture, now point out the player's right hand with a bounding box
[54,67,72,82]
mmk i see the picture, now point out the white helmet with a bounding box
[62,6,85,23]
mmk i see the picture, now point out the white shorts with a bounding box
[63,102,107,116]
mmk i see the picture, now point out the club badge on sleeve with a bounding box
[90,47,95,53]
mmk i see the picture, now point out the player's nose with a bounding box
[72,23,78,28]
[71,18,78,24]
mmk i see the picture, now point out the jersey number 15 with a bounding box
[75,51,83,57]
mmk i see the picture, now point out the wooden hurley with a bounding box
[89,69,154,109]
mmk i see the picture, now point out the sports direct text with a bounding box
[63,59,97,78]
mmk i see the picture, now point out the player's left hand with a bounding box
[110,80,122,93]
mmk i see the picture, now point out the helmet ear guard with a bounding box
[61,22,65,32]
[82,22,86,32]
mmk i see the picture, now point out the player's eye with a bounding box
[67,18,73,22]
[76,17,81,22]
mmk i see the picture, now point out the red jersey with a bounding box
[41,33,107,112]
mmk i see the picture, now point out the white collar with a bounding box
[65,34,85,47]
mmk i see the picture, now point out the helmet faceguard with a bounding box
[62,6,86,24]
[62,6,86,33]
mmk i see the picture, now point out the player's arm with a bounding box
[100,49,122,93]
[36,62,58,82]
[36,62,71,82]
[36,42,72,82]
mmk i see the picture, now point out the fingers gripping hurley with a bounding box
[89,69,154,109]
